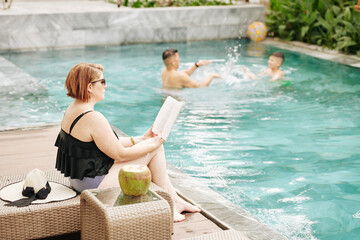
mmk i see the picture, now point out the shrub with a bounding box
[266,0,360,56]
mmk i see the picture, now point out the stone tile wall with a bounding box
[0,5,264,51]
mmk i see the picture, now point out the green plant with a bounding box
[266,0,360,56]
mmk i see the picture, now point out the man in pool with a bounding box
[243,52,285,81]
[161,49,222,89]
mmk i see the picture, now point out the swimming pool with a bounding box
[1,39,360,240]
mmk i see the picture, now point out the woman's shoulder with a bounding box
[62,109,107,130]
[87,110,107,121]
[83,111,110,129]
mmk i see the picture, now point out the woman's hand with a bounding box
[143,125,157,140]
[141,131,165,149]
[153,132,166,145]
[143,126,165,146]
[131,126,163,147]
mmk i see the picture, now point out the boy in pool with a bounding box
[243,52,285,81]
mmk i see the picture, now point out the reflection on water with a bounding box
[0,57,52,129]
[1,40,360,240]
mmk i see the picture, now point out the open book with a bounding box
[152,96,184,140]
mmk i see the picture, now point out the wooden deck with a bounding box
[0,125,223,240]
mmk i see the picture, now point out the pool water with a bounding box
[1,40,360,240]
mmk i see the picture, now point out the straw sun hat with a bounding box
[0,168,77,207]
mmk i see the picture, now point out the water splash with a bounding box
[223,43,242,79]
[255,208,318,240]
[353,211,360,218]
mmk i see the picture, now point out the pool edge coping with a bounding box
[166,163,288,240]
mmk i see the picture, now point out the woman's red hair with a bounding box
[65,63,104,101]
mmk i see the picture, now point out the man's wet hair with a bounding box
[270,52,285,63]
[162,49,178,61]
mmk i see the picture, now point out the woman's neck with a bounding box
[73,99,96,110]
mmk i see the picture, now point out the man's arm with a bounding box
[179,72,221,88]
[183,60,212,76]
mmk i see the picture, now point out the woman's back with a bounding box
[61,101,96,142]
[55,105,115,181]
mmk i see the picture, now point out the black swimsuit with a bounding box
[55,111,116,180]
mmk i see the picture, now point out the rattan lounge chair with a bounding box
[0,169,173,239]
[0,169,80,239]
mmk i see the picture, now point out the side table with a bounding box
[80,187,172,240]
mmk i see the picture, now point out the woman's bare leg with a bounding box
[98,145,200,222]
[98,152,154,189]
[147,145,200,222]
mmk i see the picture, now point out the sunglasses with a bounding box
[91,78,106,86]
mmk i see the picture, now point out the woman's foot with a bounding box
[174,211,186,222]
[173,196,201,222]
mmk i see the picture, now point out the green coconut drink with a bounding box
[118,165,152,196]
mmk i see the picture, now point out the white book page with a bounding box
[152,96,184,140]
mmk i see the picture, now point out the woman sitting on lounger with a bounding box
[55,62,200,222]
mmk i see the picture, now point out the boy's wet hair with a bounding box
[270,52,285,63]
[162,49,178,61]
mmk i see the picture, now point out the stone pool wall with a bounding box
[0,2,264,51]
